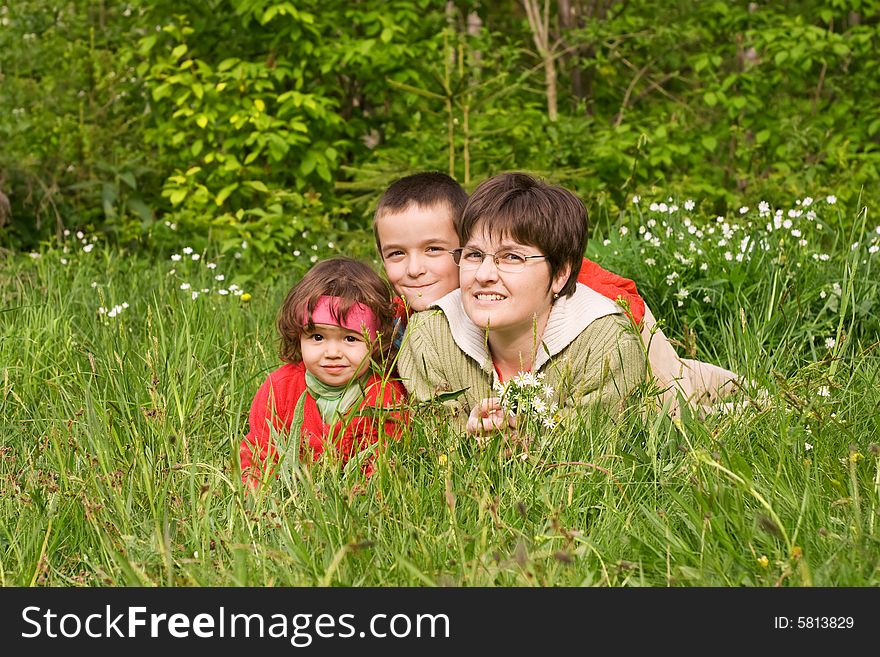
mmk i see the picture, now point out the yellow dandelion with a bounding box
[438,453,447,466]
[240,292,252,302]
[849,451,863,463]
[757,555,769,568]
[790,546,803,560]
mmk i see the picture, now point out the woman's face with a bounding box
[459,225,569,335]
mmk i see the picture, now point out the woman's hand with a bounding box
[466,397,517,436]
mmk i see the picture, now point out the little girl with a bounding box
[240,257,407,488]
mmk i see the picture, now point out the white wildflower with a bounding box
[215,274,225,281]
[218,289,229,296]
[826,195,836,205]
[825,337,836,349]
[191,291,199,300]
[191,253,200,261]
[817,386,830,397]
[206,262,216,269]
[739,206,748,214]
[619,226,629,235]
[684,199,695,211]
[171,254,182,261]
[632,195,640,204]
[83,244,94,253]
[804,442,813,451]
[183,246,193,255]
[180,283,191,290]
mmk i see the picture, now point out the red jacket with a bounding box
[576,257,645,325]
[240,362,407,487]
[392,257,645,326]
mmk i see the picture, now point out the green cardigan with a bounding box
[397,285,647,429]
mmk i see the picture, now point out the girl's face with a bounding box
[459,226,569,336]
[300,324,372,386]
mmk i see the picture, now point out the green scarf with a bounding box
[304,370,366,424]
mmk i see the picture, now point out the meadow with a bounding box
[2,195,879,587]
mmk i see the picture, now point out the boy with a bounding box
[373,172,741,417]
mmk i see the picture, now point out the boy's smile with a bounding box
[377,202,460,311]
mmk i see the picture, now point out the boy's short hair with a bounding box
[373,172,468,250]
[277,257,394,364]
[458,172,587,298]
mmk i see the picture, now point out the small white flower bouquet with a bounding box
[493,371,560,432]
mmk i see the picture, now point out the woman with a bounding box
[397,172,646,434]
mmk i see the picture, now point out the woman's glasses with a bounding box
[449,248,548,273]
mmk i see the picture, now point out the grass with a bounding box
[1,199,879,587]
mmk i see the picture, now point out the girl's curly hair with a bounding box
[276,257,395,365]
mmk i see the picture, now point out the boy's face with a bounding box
[376,202,461,312]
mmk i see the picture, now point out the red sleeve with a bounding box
[239,365,300,488]
[577,257,646,326]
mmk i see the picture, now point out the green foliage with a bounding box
[136,0,442,255]
[0,1,155,245]
[2,0,880,256]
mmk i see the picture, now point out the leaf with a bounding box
[703,92,718,107]
[435,388,469,403]
[386,78,446,101]
[755,129,771,144]
[169,189,187,206]
[244,180,269,193]
[701,136,717,152]
[195,115,208,129]
[215,183,238,206]
[380,27,394,43]
[127,198,154,225]
[774,50,788,66]
[300,152,317,176]
[171,44,188,60]
[119,172,136,190]
[254,99,266,113]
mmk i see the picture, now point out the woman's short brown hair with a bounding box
[277,257,395,364]
[458,172,587,298]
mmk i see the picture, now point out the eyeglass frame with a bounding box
[448,247,549,273]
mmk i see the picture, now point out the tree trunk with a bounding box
[523,0,558,121]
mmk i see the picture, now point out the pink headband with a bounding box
[305,295,380,341]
